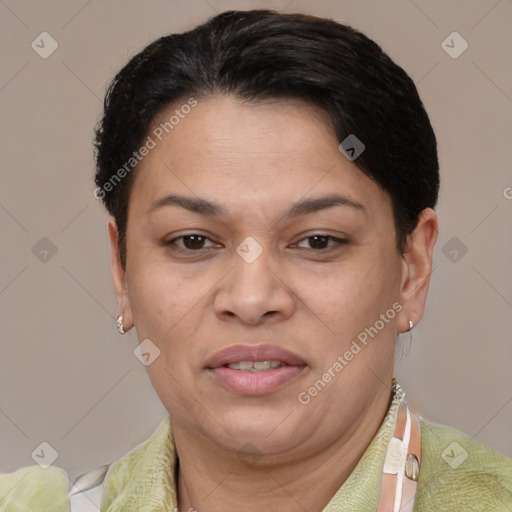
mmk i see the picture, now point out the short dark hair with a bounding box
[94,9,439,268]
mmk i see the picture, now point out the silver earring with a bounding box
[406,320,414,345]
[116,315,125,334]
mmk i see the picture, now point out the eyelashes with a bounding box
[292,234,349,251]
[162,233,349,253]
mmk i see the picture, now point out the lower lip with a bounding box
[208,366,306,395]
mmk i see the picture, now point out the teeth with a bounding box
[253,361,273,370]
[227,361,285,371]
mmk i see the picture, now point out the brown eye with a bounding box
[181,235,207,250]
[164,234,217,251]
[294,235,348,250]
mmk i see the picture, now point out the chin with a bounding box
[216,408,304,448]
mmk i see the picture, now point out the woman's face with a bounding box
[111,94,430,460]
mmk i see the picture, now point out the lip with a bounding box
[205,344,306,369]
[205,344,307,396]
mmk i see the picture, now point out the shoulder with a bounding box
[0,463,110,511]
[0,465,69,511]
[0,417,171,511]
[414,418,512,511]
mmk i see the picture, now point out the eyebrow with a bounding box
[147,193,366,220]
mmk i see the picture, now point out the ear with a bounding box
[397,208,438,334]
[108,218,133,333]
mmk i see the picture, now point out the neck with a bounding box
[173,385,393,512]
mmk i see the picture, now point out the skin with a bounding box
[108,94,438,512]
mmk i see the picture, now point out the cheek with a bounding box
[312,251,401,350]
[126,263,187,339]
[126,258,221,351]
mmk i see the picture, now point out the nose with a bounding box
[213,242,296,326]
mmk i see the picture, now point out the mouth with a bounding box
[205,344,307,395]
[205,343,306,369]
[224,360,289,372]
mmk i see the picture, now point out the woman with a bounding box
[1,9,511,512]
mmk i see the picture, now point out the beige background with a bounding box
[1,0,511,482]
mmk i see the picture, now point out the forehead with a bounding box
[150,95,337,163]
[128,94,391,222]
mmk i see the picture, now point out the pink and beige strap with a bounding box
[377,399,421,512]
